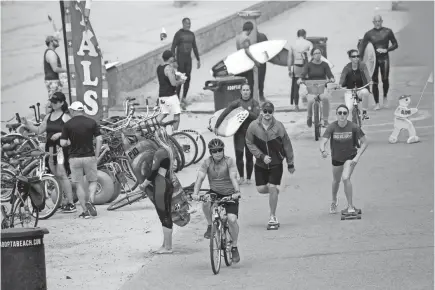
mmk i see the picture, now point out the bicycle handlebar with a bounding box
[330,81,373,91]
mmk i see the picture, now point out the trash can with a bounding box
[203,76,247,111]
[307,37,328,58]
[1,227,50,290]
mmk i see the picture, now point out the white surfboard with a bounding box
[208,107,249,137]
[211,40,287,77]
[362,42,376,77]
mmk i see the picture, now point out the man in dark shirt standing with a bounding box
[60,101,103,219]
[359,15,398,110]
[171,18,201,109]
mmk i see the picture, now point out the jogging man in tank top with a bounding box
[156,50,185,131]
[192,138,242,263]
[60,101,102,219]
[320,104,369,214]
[245,101,295,227]
[44,35,67,113]
[359,15,399,110]
[171,18,201,109]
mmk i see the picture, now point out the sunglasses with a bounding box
[210,148,223,154]
[337,111,348,115]
[263,109,273,114]
[351,55,360,58]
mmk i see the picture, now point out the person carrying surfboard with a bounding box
[235,21,263,98]
[245,101,295,228]
[156,50,185,131]
[288,29,313,112]
[214,84,260,185]
[171,17,201,109]
[359,15,399,110]
[339,49,372,121]
[44,34,67,113]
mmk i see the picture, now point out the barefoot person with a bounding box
[319,104,369,214]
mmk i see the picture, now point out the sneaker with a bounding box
[238,177,245,185]
[231,247,240,263]
[348,206,356,214]
[79,211,91,219]
[307,117,312,128]
[329,198,339,214]
[374,104,381,111]
[246,179,252,185]
[62,203,77,213]
[383,98,389,108]
[204,225,212,239]
[268,216,278,225]
[85,202,97,217]
[295,105,300,112]
[362,112,370,120]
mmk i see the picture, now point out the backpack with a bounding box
[17,176,46,211]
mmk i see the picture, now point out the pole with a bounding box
[59,0,72,104]
[238,10,261,104]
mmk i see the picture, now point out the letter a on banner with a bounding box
[62,0,108,121]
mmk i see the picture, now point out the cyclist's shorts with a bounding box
[254,163,283,186]
[209,190,239,217]
[332,154,357,167]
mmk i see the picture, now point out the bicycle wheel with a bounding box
[171,131,198,168]
[313,101,320,141]
[168,135,184,172]
[182,129,206,164]
[36,175,62,220]
[107,191,145,211]
[210,220,222,274]
[11,196,39,228]
[1,168,16,202]
[223,225,233,266]
[352,107,361,128]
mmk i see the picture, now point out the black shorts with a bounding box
[209,190,239,217]
[332,154,357,167]
[254,163,283,186]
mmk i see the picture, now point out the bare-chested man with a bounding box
[235,21,261,99]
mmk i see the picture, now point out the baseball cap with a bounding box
[69,101,84,111]
[398,94,411,100]
[162,50,174,61]
[261,101,275,112]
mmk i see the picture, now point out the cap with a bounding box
[398,94,411,100]
[162,50,174,61]
[69,101,84,111]
[50,91,66,102]
[261,101,275,111]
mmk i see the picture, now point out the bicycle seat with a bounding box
[6,123,22,130]
[1,135,16,143]
[126,97,136,101]
[160,120,176,127]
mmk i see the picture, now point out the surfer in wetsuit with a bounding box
[214,84,260,184]
[235,21,262,99]
[257,30,268,102]
[171,18,201,109]
[359,15,398,110]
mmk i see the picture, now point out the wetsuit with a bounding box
[171,29,200,100]
[359,27,398,103]
[146,148,173,229]
[257,32,268,101]
[45,112,70,174]
[215,98,260,180]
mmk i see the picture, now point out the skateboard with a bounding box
[340,208,362,220]
[267,222,280,230]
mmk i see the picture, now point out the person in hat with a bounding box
[21,92,76,213]
[319,104,369,215]
[245,101,296,228]
[44,35,67,113]
[60,101,103,219]
[156,50,185,131]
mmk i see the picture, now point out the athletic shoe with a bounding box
[62,203,77,213]
[268,216,278,224]
[238,177,245,185]
[246,179,252,185]
[383,98,389,108]
[348,206,356,213]
[79,211,91,219]
[374,104,381,110]
[307,117,312,128]
[330,198,339,214]
[85,202,97,217]
[204,225,212,239]
[231,247,240,263]
[362,112,370,120]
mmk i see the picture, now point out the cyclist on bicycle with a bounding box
[139,128,190,254]
[214,84,260,185]
[320,104,369,214]
[298,47,335,127]
[338,49,372,121]
[191,138,242,263]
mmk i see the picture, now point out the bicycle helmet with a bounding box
[208,138,225,150]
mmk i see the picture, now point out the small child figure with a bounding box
[389,95,420,144]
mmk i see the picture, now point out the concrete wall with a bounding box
[106,1,304,106]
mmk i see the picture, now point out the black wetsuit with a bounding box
[171,29,200,101]
[257,32,268,101]
[215,98,260,180]
[359,27,398,103]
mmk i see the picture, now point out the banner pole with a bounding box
[59,0,72,104]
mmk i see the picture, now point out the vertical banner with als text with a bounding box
[63,0,108,121]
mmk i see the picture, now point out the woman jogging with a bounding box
[214,84,260,184]
[319,104,369,214]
